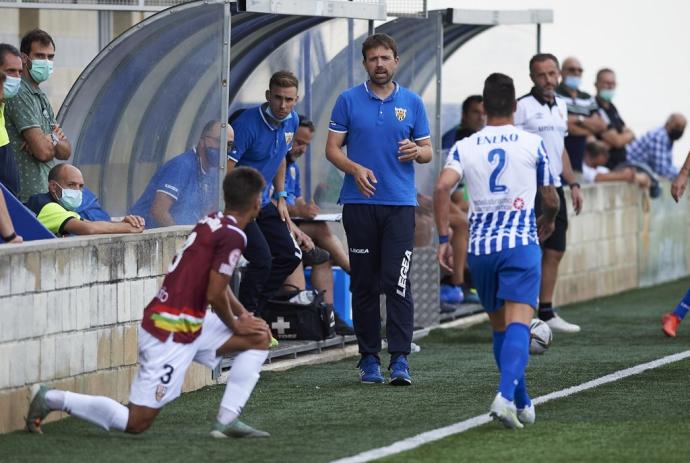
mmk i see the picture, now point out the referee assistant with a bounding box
[326,33,432,385]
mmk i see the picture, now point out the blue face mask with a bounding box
[3,75,21,99]
[564,75,581,90]
[29,59,53,83]
[599,89,615,102]
[57,184,82,210]
[265,105,293,123]
[205,148,221,167]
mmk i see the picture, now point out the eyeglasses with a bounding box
[205,135,234,151]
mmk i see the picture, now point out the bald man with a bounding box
[130,121,232,227]
[26,164,145,236]
[626,113,687,179]
[556,56,606,172]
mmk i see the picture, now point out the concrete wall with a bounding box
[555,180,688,305]
[1,181,688,433]
[0,226,217,434]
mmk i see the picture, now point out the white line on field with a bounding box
[331,349,690,463]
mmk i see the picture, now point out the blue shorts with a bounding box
[467,245,542,313]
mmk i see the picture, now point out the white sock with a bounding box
[45,390,66,410]
[63,391,129,432]
[217,349,268,425]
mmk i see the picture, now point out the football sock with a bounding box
[538,302,555,321]
[672,289,690,320]
[62,391,129,431]
[492,331,505,368]
[493,330,530,407]
[217,349,268,426]
[45,389,66,410]
[498,323,530,402]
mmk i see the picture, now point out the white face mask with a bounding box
[57,184,82,210]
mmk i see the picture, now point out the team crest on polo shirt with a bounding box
[395,107,407,121]
[290,165,297,179]
[284,132,294,145]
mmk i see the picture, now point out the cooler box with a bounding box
[304,266,352,328]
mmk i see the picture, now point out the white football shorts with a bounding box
[129,310,232,408]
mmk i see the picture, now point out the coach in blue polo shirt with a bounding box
[326,34,432,386]
[129,120,226,227]
[228,70,302,315]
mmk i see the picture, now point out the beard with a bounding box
[369,69,394,85]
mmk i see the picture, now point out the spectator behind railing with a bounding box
[129,120,229,227]
[626,113,687,180]
[0,44,22,197]
[0,72,22,244]
[594,68,635,170]
[25,164,145,237]
[582,141,655,195]
[557,57,607,172]
[4,29,72,203]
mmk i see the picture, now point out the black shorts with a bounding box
[534,186,568,252]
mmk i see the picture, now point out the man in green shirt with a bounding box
[4,29,71,202]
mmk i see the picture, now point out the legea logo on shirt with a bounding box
[395,107,407,121]
[284,132,294,145]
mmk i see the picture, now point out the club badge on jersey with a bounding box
[395,107,407,121]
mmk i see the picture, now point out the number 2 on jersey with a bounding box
[488,148,507,193]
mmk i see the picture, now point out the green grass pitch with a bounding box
[2,278,690,462]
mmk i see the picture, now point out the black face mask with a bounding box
[670,129,684,141]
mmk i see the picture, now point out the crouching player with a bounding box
[26,167,273,438]
[433,73,559,428]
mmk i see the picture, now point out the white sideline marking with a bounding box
[331,349,690,463]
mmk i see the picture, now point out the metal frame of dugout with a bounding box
[2,1,552,358]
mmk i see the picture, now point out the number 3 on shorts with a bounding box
[161,364,174,385]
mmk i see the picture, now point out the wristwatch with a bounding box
[50,133,59,146]
[576,115,585,126]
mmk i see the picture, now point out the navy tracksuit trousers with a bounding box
[239,202,302,315]
[342,204,415,357]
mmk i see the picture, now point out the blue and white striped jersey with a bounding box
[444,124,554,256]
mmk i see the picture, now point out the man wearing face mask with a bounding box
[130,121,229,227]
[556,57,606,172]
[625,113,686,180]
[26,164,144,237]
[594,68,635,170]
[0,44,23,197]
[227,70,302,317]
[4,29,72,203]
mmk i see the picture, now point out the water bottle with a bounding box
[289,290,315,305]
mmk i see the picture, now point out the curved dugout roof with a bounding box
[58,1,491,214]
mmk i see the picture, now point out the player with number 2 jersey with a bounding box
[433,73,560,429]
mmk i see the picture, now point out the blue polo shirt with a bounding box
[230,105,299,206]
[129,148,218,227]
[284,158,301,206]
[329,81,430,205]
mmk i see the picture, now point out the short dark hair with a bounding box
[596,68,615,82]
[362,33,398,59]
[0,43,20,67]
[48,163,69,182]
[20,29,56,56]
[269,70,299,91]
[529,53,559,74]
[585,141,608,158]
[482,73,515,118]
[223,167,265,213]
[298,115,315,132]
[461,95,483,115]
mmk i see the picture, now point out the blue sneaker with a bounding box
[358,355,384,384]
[440,284,464,304]
[389,355,412,386]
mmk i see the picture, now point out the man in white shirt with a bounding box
[515,53,584,333]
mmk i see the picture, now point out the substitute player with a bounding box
[433,73,560,428]
[326,33,432,385]
[26,167,273,438]
[661,151,690,336]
